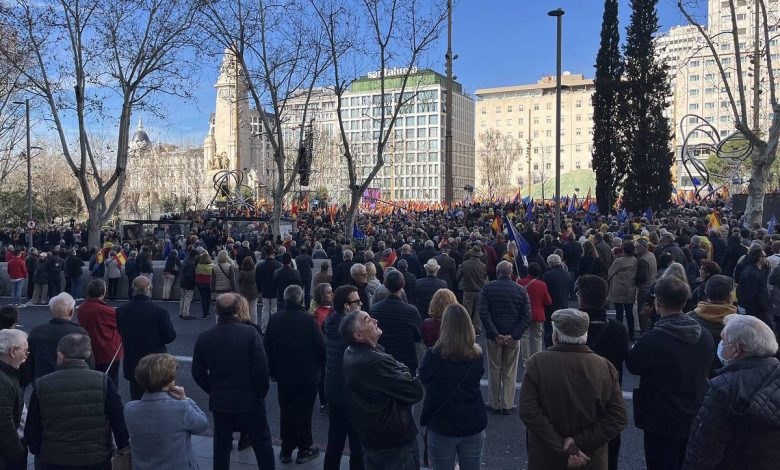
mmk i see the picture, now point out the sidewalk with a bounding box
[28,436,350,469]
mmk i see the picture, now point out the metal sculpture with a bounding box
[209,169,254,212]
[679,114,753,200]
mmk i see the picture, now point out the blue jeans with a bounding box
[69,275,82,299]
[10,279,24,305]
[364,439,418,470]
[427,429,485,470]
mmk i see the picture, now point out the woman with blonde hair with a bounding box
[422,288,458,347]
[124,353,208,469]
[364,262,381,302]
[419,304,487,470]
[238,257,259,323]
[310,283,333,328]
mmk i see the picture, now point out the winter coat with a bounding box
[104,257,122,280]
[626,314,716,438]
[478,277,532,341]
[264,302,325,386]
[272,266,302,304]
[519,344,627,470]
[682,356,780,470]
[77,299,123,365]
[211,262,236,293]
[178,256,197,291]
[518,276,553,322]
[255,257,282,299]
[541,264,571,314]
[457,257,487,292]
[607,255,638,304]
[238,267,258,300]
[736,264,772,325]
[7,256,27,281]
[64,254,84,278]
[581,307,629,385]
[687,302,737,376]
[414,276,447,319]
[0,361,26,469]
[370,295,422,373]
[117,295,176,381]
[194,262,212,287]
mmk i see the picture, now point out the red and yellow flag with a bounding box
[95,250,104,264]
[114,251,127,266]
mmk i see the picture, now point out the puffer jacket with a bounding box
[608,255,638,304]
[682,356,780,470]
[478,277,532,341]
[323,310,349,406]
[212,262,236,293]
[0,361,26,469]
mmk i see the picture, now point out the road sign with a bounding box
[26,219,36,230]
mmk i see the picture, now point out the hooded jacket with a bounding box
[626,314,716,437]
[687,302,737,375]
[682,357,780,470]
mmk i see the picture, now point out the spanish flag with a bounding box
[708,212,721,230]
[114,251,127,266]
[95,249,104,264]
[491,216,502,234]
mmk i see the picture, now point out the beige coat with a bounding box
[607,255,638,304]
[519,344,627,470]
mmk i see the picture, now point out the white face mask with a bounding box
[717,340,731,366]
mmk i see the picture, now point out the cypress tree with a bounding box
[622,0,674,211]
[592,0,624,214]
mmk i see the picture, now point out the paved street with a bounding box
[12,299,648,469]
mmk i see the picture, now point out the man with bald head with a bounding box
[117,276,177,399]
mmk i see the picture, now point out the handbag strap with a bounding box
[427,357,477,422]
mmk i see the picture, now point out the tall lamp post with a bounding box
[548,8,564,232]
[12,99,32,249]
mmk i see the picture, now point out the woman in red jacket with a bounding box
[517,262,552,368]
[77,278,123,385]
[7,249,28,306]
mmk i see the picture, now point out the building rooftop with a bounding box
[475,73,593,98]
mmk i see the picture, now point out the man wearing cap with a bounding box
[457,246,488,334]
[415,259,447,319]
[479,261,531,414]
[519,308,627,469]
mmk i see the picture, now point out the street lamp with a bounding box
[12,99,32,249]
[548,8,564,232]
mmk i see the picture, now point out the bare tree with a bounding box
[198,0,331,236]
[679,0,780,225]
[0,22,27,190]
[0,0,199,248]
[313,0,447,238]
[476,129,521,200]
[533,146,554,201]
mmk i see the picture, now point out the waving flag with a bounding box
[708,212,721,230]
[353,223,366,240]
[644,207,654,222]
[583,188,592,211]
[504,215,529,266]
[568,195,578,214]
[114,251,127,267]
[491,216,502,234]
[769,215,778,235]
[618,208,628,224]
[525,199,535,221]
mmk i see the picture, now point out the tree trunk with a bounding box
[744,151,770,228]
[87,210,102,250]
[272,191,283,238]
[345,190,361,239]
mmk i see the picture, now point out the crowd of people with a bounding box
[0,199,779,470]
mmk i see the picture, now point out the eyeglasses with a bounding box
[13,346,28,356]
[347,298,362,306]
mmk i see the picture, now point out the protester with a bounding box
[256,246,283,331]
[456,247,488,334]
[313,261,332,289]
[690,260,721,306]
[434,245,458,290]
[347,263,371,308]
[25,333,130,470]
[364,262,381,302]
[0,306,19,330]
[295,246,315,308]
[22,292,92,386]
[626,276,715,470]
[7,250,26,307]
[519,308,627,469]
[681,314,780,470]
[542,253,571,346]
[608,241,639,341]
[162,249,181,300]
[178,248,198,320]
[0,329,28,470]
[370,270,422,374]
[31,252,49,305]
[686,274,737,376]
[212,249,237,295]
[105,249,123,299]
[195,251,214,319]
[517,262,552,368]
[415,259,447,320]
[577,274,629,470]
[64,249,84,299]
[419,304,487,470]
[341,309,424,469]
[323,286,364,470]
[117,276,177,400]
[77,279,123,384]
[192,293,275,470]
[421,288,458,347]
[333,250,356,289]
[238,256,260,324]
[479,261,531,414]
[736,245,772,328]
[124,353,209,470]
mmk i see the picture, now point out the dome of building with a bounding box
[132,117,150,144]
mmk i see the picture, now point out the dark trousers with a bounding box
[129,378,144,401]
[277,382,316,455]
[213,407,275,470]
[643,431,687,470]
[615,303,635,339]
[27,276,34,300]
[47,277,61,298]
[608,434,621,470]
[324,403,364,470]
[107,278,119,299]
[363,439,418,470]
[96,361,120,387]
[198,286,211,317]
[41,461,111,470]
[303,279,312,310]
[317,365,327,408]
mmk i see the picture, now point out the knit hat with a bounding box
[551,309,590,337]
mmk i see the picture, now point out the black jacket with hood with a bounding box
[626,313,716,438]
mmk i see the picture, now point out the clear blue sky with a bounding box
[142,0,707,145]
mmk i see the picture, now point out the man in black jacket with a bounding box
[25,333,129,469]
[479,261,531,414]
[323,286,364,470]
[117,276,176,400]
[415,259,447,319]
[341,309,423,469]
[64,249,84,299]
[273,253,303,305]
[22,292,93,387]
[578,274,629,470]
[265,285,325,464]
[295,246,314,308]
[0,329,28,470]
[434,245,458,290]
[332,250,355,289]
[369,270,422,374]
[136,246,154,284]
[255,246,282,333]
[626,276,715,470]
[542,254,571,347]
[178,248,198,319]
[192,293,274,470]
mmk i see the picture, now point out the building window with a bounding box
[546,116,552,124]
[480,108,486,114]
[576,128,582,136]
[533,116,539,124]
[576,100,582,108]
[533,148,539,155]
[518,118,524,125]
[575,144,581,152]
[507,119,513,126]
[496,106,501,113]
[576,114,582,122]
[576,161,581,169]
[533,130,539,138]
[533,103,539,111]
[689,103,699,110]
[689,89,699,96]
[507,105,513,112]
[546,130,552,137]
[496,120,502,127]
[546,163,551,170]
[690,60,700,67]
[534,163,539,169]
[546,102,552,110]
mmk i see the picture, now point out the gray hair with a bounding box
[722,314,778,357]
[283,285,304,305]
[663,262,688,284]
[0,329,27,356]
[547,254,562,266]
[133,276,152,296]
[217,249,230,263]
[339,310,362,344]
[57,333,92,360]
[49,292,76,318]
[552,325,588,345]
[343,249,353,260]
[690,235,701,247]
[350,263,367,279]
[496,260,513,277]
